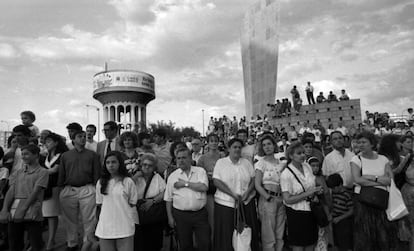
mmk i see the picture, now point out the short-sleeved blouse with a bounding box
[213,157,255,208]
[135,173,166,199]
[280,163,316,211]
[254,158,284,186]
[351,153,388,193]
[95,177,138,239]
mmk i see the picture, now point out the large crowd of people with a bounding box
[1,109,414,251]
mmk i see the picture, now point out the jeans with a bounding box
[258,196,286,251]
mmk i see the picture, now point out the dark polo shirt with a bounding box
[58,148,101,187]
[9,164,49,221]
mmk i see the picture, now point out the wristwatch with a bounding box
[184,182,189,187]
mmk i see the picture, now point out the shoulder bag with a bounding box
[232,200,252,251]
[286,166,329,227]
[357,156,389,210]
[137,174,167,225]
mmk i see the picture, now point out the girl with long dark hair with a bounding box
[95,151,138,251]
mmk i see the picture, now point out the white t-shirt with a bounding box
[280,163,316,211]
[213,157,255,208]
[135,173,166,200]
[351,154,388,193]
[95,177,138,239]
[299,127,311,135]
[311,129,322,142]
[254,152,287,164]
[254,158,284,186]
[322,149,355,187]
[85,140,98,152]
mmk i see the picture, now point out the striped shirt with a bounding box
[331,189,353,217]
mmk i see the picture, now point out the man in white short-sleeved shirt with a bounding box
[164,148,210,251]
[322,131,355,187]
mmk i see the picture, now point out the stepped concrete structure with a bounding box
[269,99,362,128]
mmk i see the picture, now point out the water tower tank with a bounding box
[93,69,155,131]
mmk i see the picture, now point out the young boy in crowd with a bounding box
[20,110,40,143]
[307,157,330,251]
[326,173,353,251]
[0,144,49,251]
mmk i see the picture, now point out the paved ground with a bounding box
[2,219,410,251]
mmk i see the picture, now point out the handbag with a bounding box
[207,177,216,195]
[386,179,409,221]
[357,156,389,210]
[232,201,252,251]
[168,228,180,251]
[137,174,167,225]
[44,172,58,200]
[286,166,329,227]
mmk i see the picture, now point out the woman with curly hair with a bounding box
[119,131,140,175]
[95,151,138,251]
[255,135,285,251]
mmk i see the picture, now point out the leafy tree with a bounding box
[148,120,201,141]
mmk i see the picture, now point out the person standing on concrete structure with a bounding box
[290,86,301,113]
[305,81,315,105]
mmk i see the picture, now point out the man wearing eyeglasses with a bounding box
[96,121,121,164]
[191,138,203,164]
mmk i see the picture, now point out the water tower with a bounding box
[93,68,155,132]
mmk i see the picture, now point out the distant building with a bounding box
[241,0,280,120]
[0,131,12,149]
[93,69,155,132]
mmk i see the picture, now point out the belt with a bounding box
[265,189,282,197]
[172,207,206,213]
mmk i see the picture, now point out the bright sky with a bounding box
[0,0,413,138]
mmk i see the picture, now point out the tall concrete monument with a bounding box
[241,0,280,120]
[93,69,155,131]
